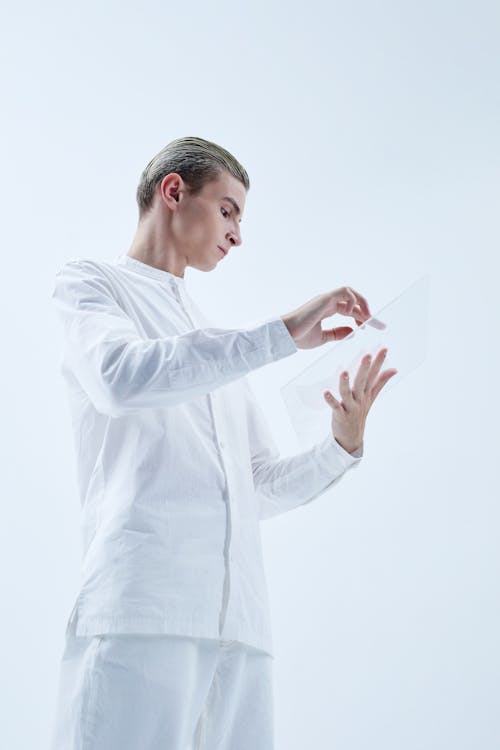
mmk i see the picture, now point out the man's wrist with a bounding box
[334,436,363,455]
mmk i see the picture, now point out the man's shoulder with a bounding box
[56,256,115,277]
[52,257,121,302]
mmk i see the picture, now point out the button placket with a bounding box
[181,299,236,635]
[172,284,201,332]
[169,280,181,302]
[175,289,237,528]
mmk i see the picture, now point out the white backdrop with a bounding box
[1,1,498,748]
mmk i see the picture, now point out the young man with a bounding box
[49,136,396,750]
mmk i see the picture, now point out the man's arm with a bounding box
[51,259,297,418]
[242,377,363,521]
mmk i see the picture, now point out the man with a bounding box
[49,136,396,749]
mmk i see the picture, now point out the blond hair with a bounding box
[136,136,250,220]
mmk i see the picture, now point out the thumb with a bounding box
[323,326,353,343]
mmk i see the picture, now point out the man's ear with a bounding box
[160,173,183,209]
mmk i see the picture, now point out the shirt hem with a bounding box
[71,613,274,658]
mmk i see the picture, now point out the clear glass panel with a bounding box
[280,274,431,449]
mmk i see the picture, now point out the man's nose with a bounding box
[227,228,242,247]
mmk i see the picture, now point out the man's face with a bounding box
[167,170,247,272]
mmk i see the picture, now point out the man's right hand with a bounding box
[280,287,372,350]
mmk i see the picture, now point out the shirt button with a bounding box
[219,441,225,450]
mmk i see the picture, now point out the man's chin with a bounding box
[192,259,217,272]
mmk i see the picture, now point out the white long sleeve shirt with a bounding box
[51,253,363,657]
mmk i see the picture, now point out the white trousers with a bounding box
[49,618,274,750]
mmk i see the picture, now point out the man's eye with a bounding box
[221,207,230,218]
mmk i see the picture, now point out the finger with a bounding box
[370,369,398,402]
[352,304,363,320]
[322,326,354,343]
[365,348,388,392]
[350,289,371,319]
[323,390,341,409]
[336,300,355,317]
[336,289,371,321]
[336,289,358,315]
[352,353,372,399]
[347,301,369,324]
[339,370,355,408]
[337,301,364,325]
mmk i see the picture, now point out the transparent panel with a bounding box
[280,274,431,449]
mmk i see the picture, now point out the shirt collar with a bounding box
[114,254,186,289]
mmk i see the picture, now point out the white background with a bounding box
[1,1,498,747]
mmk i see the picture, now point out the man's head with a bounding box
[134,137,249,273]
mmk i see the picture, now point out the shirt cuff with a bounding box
[315,431,364,473]
[263,316,298,358]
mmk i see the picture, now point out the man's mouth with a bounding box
[217,246,228,256]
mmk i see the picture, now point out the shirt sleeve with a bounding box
[241,377,363,521]
[51,259,297,417]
